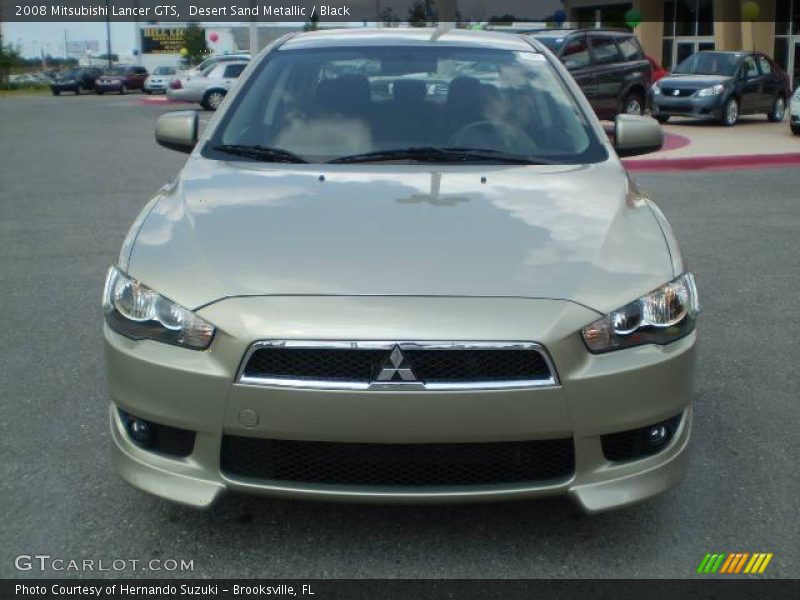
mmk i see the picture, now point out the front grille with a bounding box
[245,347,386,383]
[221,436,575,486]
[661,87,695,97]
[240,342,554,389]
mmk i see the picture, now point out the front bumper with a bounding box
[106,296,696,513]
[651,92,723,119]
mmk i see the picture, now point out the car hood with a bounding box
[660,74,732,89]
[125,157,675,314]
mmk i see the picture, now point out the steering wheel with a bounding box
[447,120,538,154]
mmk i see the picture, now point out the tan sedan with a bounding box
[103,29,698,512]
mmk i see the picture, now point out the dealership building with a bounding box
[563,0,800,85]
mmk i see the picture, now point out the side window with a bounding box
[744,56,760,77]
[561,36,590,70]
[590,36,622,65]
[758,56,772,74]
[207,65,226,79]
[224,64,246,78]
[617,36,644,61]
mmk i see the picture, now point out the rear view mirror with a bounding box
[614,114,664,157]
[155,110,198,153]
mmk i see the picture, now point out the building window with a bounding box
[663,0,714,70]
[774,0,800,87]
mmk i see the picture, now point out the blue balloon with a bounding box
[554,9,566,24]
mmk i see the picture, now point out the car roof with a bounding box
[279,28,536,52]
[529,28,633,37]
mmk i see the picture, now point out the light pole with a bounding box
[104,0,112,67]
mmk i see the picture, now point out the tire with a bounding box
[96,90,104,95]
[75,84,82,95]
[203,89,226,111]
[655,114,671,123]
[768,95,786,122]
[52,89,60,96]
[622,92,645,116]
[144,89,152,95]
[792,124,800,136]
[721,97,739,126]
[120,84,128,95]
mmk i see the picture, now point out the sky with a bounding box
[2,1,564,57]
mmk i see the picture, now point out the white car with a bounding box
[144,66,177,94]
[791,87,800,135]
[179,54,250,82]
[167,61,248,110]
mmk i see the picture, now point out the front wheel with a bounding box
[52,89,60,96]
[622,93,645,116]
[768,95,786,122]
[721,97,739,127]
[120,84,128,95]
[791,124,800,136]
[655,114,671,123]
[203,90,226,111]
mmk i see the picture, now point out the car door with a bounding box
[757,55,782,106]
[740,55,764,113]
[558,34,597,111]
[221,63,247,90]
[588,33,625,119]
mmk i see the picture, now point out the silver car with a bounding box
[144,66,177,94]
[167,60,249,110]
[104,29,698,512]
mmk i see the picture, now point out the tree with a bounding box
[379,6,400,27]
[303,12,319,31]
[0,35,21,89]
[183,23,209,66]
[407,0,437,27]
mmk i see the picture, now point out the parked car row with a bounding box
[529,28,796,133]
[49,55,251,112]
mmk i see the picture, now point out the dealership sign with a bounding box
[140,27,202,55]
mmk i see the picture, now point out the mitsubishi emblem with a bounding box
[375,346,418,382]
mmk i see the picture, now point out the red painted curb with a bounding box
[624,153,800,172]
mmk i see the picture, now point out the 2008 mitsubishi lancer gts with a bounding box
[103,29,698,513]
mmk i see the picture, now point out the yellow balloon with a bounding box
[179,47,189,57]
[741,1,760,21]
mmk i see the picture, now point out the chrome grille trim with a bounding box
[236,341,559,391]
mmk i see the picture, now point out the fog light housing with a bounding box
[118,409,197,457]
[601,414,683,462]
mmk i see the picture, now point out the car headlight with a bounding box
[582,273,699,354]
[102,267,215,350]
[696,84,724,97]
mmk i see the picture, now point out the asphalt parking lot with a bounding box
[1,92,798,579]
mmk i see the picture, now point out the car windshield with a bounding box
[60,70,79,79]
[153,66,176,75]
[208,45,605,164]
[673,52,740,76]
[105,67,126,76]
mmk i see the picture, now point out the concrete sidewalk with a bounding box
[624,116,800,171]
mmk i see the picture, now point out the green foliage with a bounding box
[183,23,209,65]
[0,35,22,88]
[407,0,436,27]
[379,6,400,27]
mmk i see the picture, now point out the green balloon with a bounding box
[741,1,760,22]
[625,8,642,28]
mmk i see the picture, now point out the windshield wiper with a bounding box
[328,146,551,165]
[211,144,308,164]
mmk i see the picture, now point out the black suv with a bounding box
[528,29,651,119]
[50,67,103,95]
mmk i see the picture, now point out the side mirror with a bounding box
[155,110,198,153]
[614,114,664,157]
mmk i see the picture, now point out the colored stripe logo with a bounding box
[697,553,773,574]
